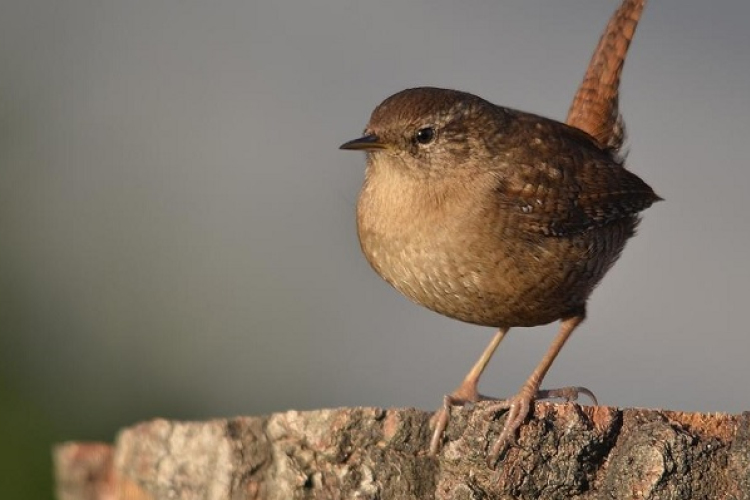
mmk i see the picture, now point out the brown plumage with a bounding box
[340,0,656,467]
[355,88,657,327]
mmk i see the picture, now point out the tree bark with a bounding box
[54,403,750,500]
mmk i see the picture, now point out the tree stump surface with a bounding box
[54,403,750,500]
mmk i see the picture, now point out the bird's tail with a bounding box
[566,0,647,152]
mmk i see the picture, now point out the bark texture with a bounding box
[54,403,750,500]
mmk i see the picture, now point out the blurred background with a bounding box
[1,0,749,497]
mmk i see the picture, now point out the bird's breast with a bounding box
[355,163,529,326]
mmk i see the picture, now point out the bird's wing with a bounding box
[495,121,659,237]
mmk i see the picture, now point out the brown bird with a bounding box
[340,0,657,467]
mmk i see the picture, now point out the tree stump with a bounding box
[54,403,750,499]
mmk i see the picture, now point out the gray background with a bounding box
[1,1,748,490]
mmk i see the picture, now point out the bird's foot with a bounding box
[429,382,500,455]
[483,390,532,468]
[484,385,597,469]
[429,384,596,459]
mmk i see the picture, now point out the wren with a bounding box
[340,0,657,467]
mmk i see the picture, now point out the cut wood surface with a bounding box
[54,403,750,500]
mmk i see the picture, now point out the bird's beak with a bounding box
[339,134,388,151]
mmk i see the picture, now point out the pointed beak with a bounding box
[339,134,388,151]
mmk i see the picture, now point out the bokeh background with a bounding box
[1,0,749,497]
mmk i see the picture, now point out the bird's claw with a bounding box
[536,385,598,405]
[482,385,597,468]
[430,384,597,465]
[429,395,455,455]
[485,393,532,469]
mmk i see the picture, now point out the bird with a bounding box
[339,0,657,467]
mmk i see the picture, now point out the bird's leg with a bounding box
[429,327,509,455]
[485,314,586,469]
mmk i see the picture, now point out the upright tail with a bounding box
[566,0,647,151]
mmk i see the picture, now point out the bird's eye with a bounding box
[415,127,436,145]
